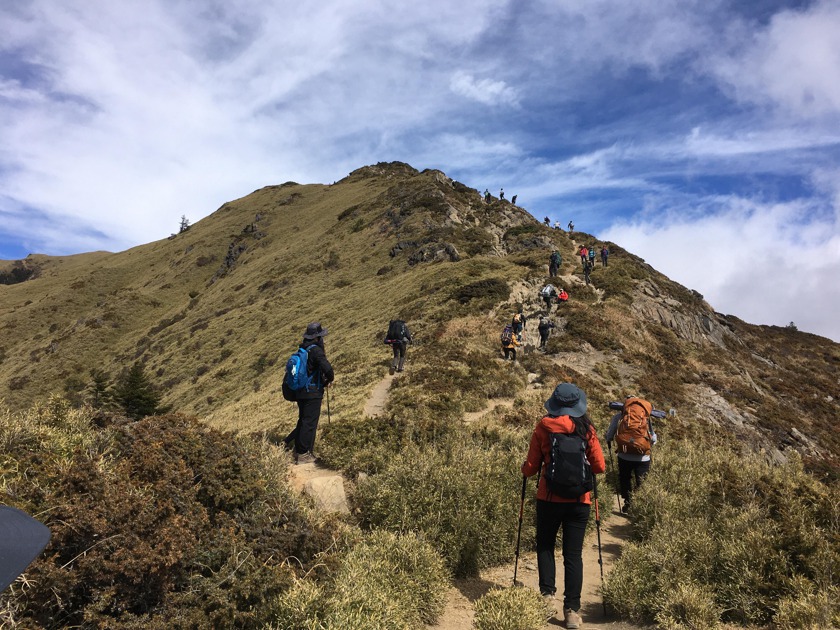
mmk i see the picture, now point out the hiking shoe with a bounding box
[621,502,630,514]
[295,451,317,465]
[564,608,582,629]
[542,594,556,619]
[389,366,396,375]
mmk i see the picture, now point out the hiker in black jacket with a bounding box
[385,320,412,374]
[283,322,334,464]
[538,317,555,350]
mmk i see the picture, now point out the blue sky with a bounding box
[2,0,839,341]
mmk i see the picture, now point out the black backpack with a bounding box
[545,432,593,499]
[385,319,406,343]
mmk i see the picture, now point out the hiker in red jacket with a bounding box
[522,383,605,629]
[579,246,588,267]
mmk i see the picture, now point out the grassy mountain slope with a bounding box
[1,161,838,478]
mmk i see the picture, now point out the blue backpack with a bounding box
[283,346,319,397]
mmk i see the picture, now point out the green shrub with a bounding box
[603,440,840,628]
[452,277,510,307]
[269,531,449,630]
[473,586,548,630]
[354,440,525,577]
[0,401,338,629]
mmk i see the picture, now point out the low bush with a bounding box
[354,439,526,577]
[603,440,840,629]
[0,399,339,629]
[269,530,448,630]
[473,587,548,630]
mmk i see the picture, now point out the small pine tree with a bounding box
[179,215,191,233]
[87,368,113,409]
[114,363,162,419]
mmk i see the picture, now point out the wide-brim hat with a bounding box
[0,506,51,593]
[302,322,328,340]
[544,383,587,417]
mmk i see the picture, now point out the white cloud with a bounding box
[600,195,840,342]
[449,71,519,106]
[709,0,840,118]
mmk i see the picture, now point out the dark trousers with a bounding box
[539,331,550,348]
[549,264,558,277]
[618,458,651,504]
[536,500,590,611]
[543,297,553,312]
[284,397,322,454]
[503,347,516,361]
[391,342,407,371]
[601,255,608,267]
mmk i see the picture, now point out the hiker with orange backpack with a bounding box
[605,396,657,513]
[521,383,606,628]
[501,325,520,361]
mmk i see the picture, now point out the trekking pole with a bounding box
[326,387,331,425]
[608,442,621,513]
[593,474,607,616]
[513,475,527,587]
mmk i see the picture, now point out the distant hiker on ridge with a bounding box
[511,194,517,205]
[605,396,657,514]
[554,221,561,230]
[583,260,593,286]
[282,322,334,465]
[538,316,556,350]
[567,220,574,234]
[540,283,558,312]
[501,324,520,361]
[500,188,505,200]
[384,319,412,375]
[600,244,609,267]
[544,217,551,226]
[522,383,605,628]
[549,250,562,277]
[484,189,491,203]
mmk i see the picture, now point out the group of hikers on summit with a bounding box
[278,226,650,627]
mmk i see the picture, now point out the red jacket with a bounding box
[521,415,606,504]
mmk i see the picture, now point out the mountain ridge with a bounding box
[0,161,837,480]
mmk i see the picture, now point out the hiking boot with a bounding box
[542,593,556,619]
[389,366,396,375]
[295,451,317,465]
[564,607,582,629]
[621,501,630,514]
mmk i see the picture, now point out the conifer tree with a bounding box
[87,368,113,409]
[179,215,191,233]
[114,362,162,419]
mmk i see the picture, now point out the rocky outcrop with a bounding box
[632,280,734,347]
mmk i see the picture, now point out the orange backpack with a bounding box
[616,397,653,455]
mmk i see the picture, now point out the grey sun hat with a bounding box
[544,383,588,417]
[0,506,51,593]
[302,322,329,340]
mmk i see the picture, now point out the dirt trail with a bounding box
[363,372,396,417]
[429,511,646,630]
[463,397,516,424]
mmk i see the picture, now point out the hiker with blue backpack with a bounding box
[282,322,334,464]
[522,383,605,628]
[384,319,412,374]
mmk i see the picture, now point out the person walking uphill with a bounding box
[605,396,657,514]
[522,384,605,628]
[282,322,335,464]
[384,319,412,374]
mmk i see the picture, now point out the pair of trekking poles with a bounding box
[513,472,607,616]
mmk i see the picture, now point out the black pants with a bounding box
[618,458,651,504]
[539,331,550,348]
[284,397,322,454]
[536,500,590,611]
[549,264,558,277]
[503,347,516,361]
[391,341,407,371]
